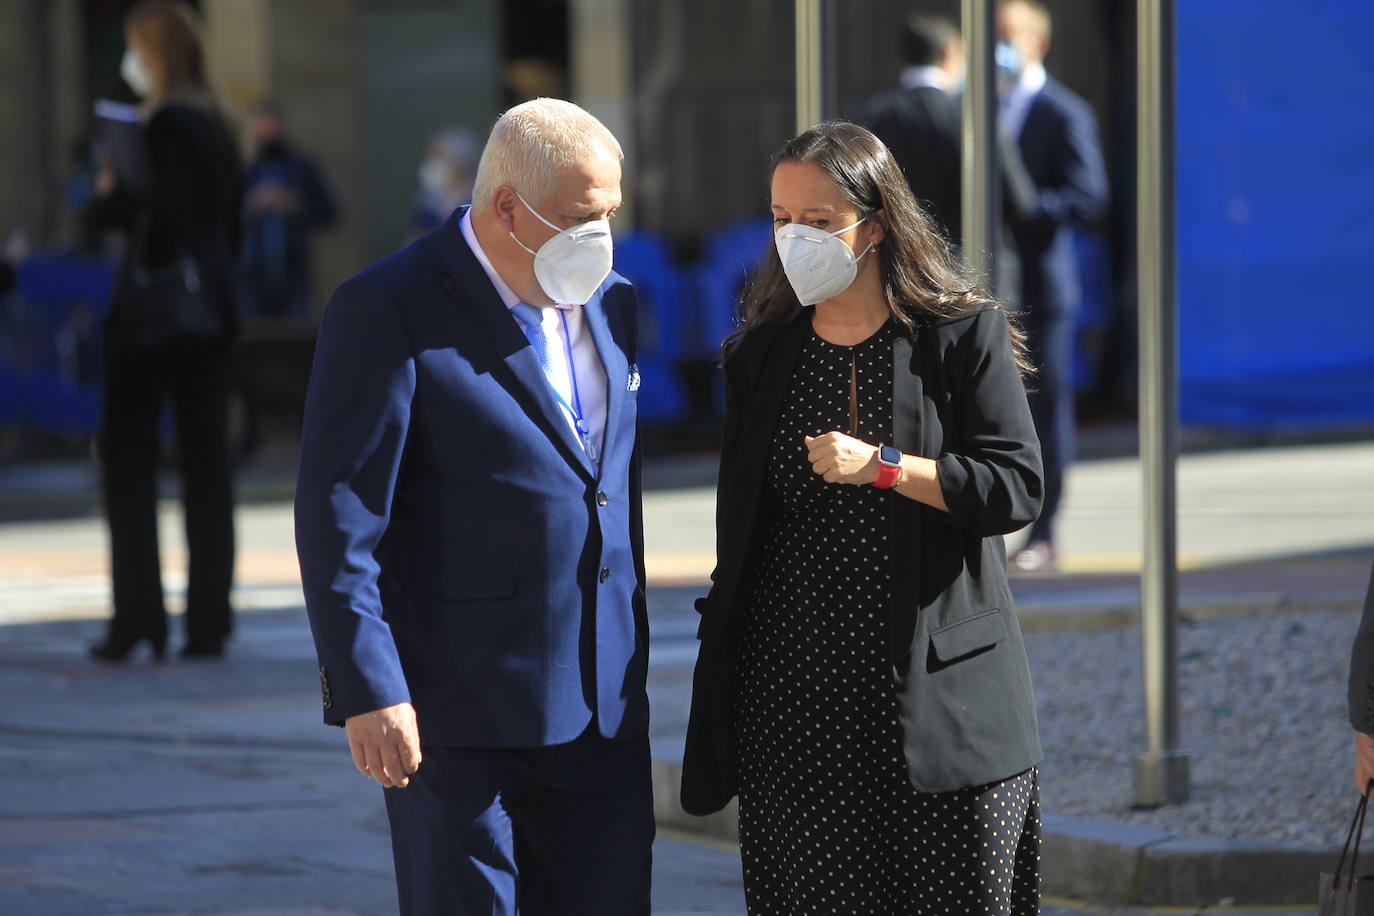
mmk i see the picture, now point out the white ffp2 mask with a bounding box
[774,218,872,306]
[509,193,614,305]
[121,48,153,98]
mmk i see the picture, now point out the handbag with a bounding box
[1319,781,1374,915]
[114,213,225,353]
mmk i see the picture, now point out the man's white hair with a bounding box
[471,98,623,212]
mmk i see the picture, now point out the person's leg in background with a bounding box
[172,344,236,655]
[94,351,170,660]
[1014,303,1076,572]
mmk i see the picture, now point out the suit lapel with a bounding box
[579,290,625,483]
[437,213,595,479]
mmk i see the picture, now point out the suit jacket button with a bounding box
[599,567,611,583]
[596,491,609,506]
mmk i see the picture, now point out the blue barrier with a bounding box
[0,255,115,433]
[1177,1,1374,431]
[612,232,688,423]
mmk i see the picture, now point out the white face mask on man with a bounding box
[120,48,153,98]
[508,193,614,305]
[774,218,873,306]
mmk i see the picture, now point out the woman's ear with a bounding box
[869,209,887,247]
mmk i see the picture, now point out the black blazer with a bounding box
[851,86,963,243]
[681,306,1045,815]
[1348,561,1374,732]
[1002,78,1109,314]
[92,100,243,349]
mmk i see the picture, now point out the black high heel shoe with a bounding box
[89,633,167,663]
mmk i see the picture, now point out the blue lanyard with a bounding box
[549,310,597,464]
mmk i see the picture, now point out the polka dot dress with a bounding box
[734,317,1042,914]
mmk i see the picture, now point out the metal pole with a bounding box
[1134,0,1190,808]
[960,0,998,285]
[794,0,825,133]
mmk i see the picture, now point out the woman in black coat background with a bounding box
[681,122,1045,913]
[88,1,242,662]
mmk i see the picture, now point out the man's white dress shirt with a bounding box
[999,61,1047,141]
[460,210,608,460]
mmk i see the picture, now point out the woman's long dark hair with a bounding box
[729,120,1032,378]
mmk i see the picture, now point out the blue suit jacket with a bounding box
[1004,77,1109,314]
[295,207,648,748]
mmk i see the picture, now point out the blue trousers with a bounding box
[383,727,653,916]
[1023,304,1076,544]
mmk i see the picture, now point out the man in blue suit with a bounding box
[997,0,1110,572]
[295,98,651,915]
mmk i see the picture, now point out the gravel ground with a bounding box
[1027,607,1364,848]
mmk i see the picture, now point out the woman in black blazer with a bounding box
[88,1,242,662]
[682,122,1045,914]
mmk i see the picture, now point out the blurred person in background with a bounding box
[682,121,1044,914]
[238,101,338,319]
[408,126,479,240]
[849,13,963,244]
[1349,561,1374,795]
[296,98,651,916]
[86,0,242,662]
[997,0,1108,573]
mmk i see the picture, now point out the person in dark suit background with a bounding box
[849,14,964,244]
[997,0,1109,572]
[238,100,338,319]
[1348,561,1374,794]
[87,1,242,662]
[295,98,652,916]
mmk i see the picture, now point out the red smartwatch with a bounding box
[873,444,902,489]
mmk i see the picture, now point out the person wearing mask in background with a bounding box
[1348,561,1374,795]
[295,98,651,916]
[408,126,479,241]
[87,1,242,662]
[997,0,1109,572]
[849,14,964,244]
[682,121,1045,914]
[239,101,338,320]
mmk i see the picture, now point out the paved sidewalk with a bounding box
[2,439,1372,911]
[0,605,1313,916]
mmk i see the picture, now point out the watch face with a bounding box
[879,444,901,467]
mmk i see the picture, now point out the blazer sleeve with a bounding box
[294,273,416,725]
[935,307,1045,536]
[1010,97,1109,230]
[1348,561,1374,732]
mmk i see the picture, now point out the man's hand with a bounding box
[1355,732,1374,797]
[345,702,422,789]
[804,433,880,485]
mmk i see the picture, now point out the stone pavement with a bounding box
[0,604,1314,916]
[2,439,1373,912]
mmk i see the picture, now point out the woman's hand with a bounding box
[1355,732,1374,796]
[804,432,880,485]
[94,152,117,199]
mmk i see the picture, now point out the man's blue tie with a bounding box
[510,302,552,374]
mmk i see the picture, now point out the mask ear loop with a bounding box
[508,191,564,256]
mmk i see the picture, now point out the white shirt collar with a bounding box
[900,65,950,92]
[1013,61,1047,99]
[458,208,569,311]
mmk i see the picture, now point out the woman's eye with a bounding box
[811,220,829,229]
[772,217,788,226]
